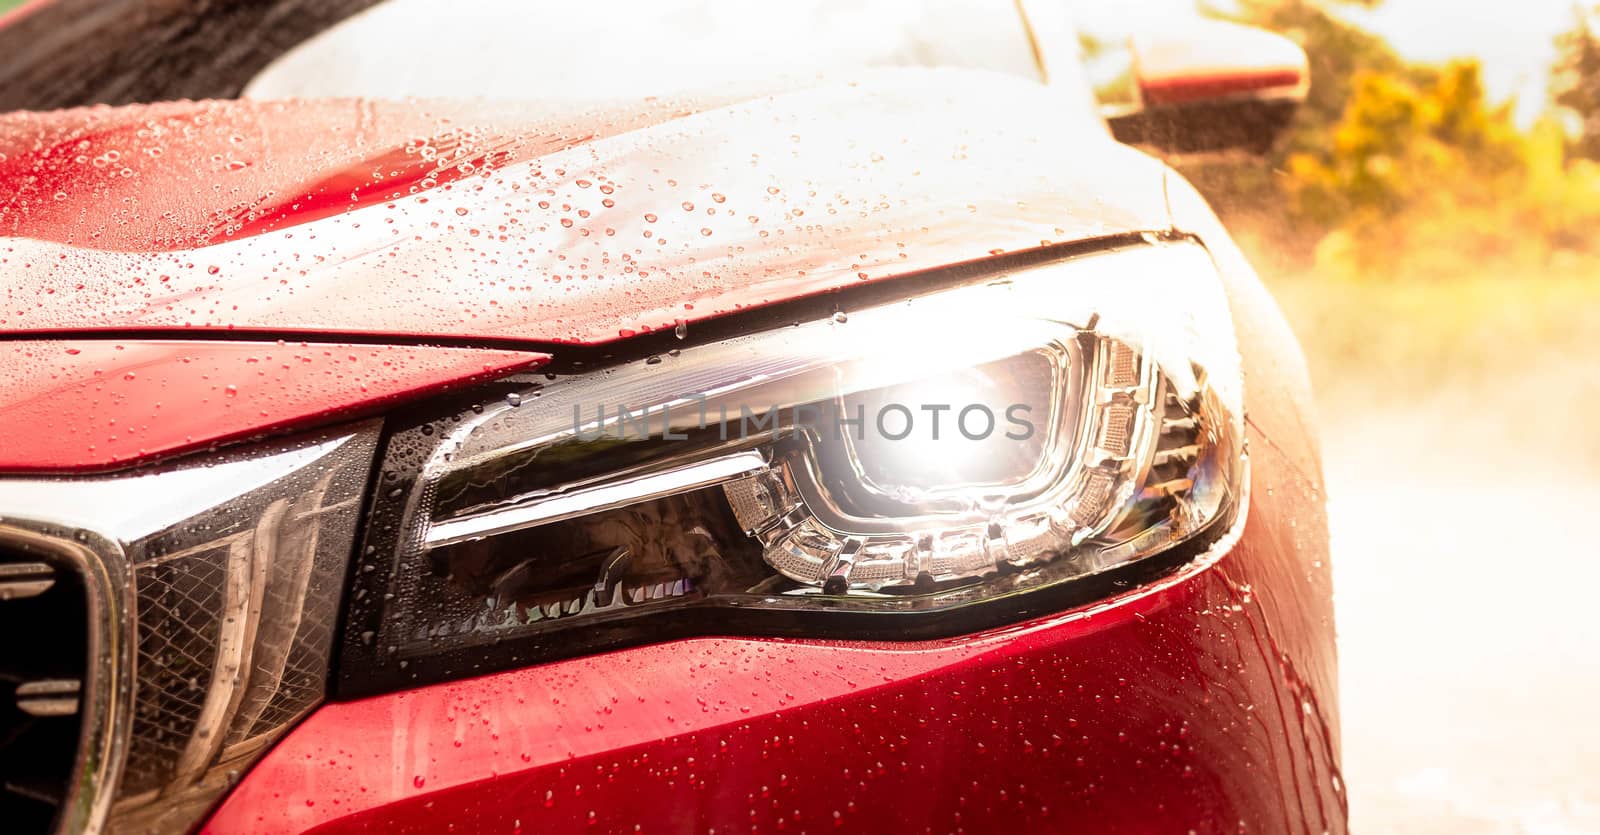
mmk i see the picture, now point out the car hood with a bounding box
[0,69,1172,346]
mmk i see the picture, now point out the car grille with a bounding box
[0,550,88,835]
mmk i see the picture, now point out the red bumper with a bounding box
[200,434,1341,834]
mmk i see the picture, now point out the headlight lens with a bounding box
[340,240,1245,694]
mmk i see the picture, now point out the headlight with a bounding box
[338,239,1246,695]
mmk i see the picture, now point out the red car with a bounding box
[0,1,1341,833]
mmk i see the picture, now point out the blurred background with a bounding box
[1084,1,1600,832]
[2,0,1594,831]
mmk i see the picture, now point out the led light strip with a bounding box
[425,450,769,548]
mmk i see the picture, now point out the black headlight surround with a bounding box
[337,431,1229,699]
[331,234,1244,700]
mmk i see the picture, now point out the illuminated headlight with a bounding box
[341,240,1245,691]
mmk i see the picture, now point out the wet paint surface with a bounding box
[200,433,1342,835]
[0,71,1169,345]
[0,58,1343,835]
[0,340,544,470]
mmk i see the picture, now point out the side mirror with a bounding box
[1105,20,1308,155]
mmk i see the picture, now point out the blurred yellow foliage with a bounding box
[1280,61,1600,280]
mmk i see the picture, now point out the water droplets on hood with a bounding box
[0,71,1168,344]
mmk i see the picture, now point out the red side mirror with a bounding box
[1107,20,1309,155]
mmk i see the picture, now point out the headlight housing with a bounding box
[339,239,1246,696]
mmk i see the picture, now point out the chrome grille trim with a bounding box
[0,423,379,835]
[0,524,131,835]
[16,680,83,718]
[0,562,58,601]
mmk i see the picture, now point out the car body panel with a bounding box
[0,70,1169,346]
[0,340,544,470]
[0,60,1341,835]
[198,431,1340,835]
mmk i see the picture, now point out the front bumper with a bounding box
[199,432,1343,834]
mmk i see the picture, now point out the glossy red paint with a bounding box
[200,432,1339,835]
[0,55,1340,835]
[1132,23,1309,107]
[0,340,544,471]
[0,97,682,252]
[1140,69,1307,106]
[0,72,1170,346]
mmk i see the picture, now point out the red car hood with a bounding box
[0,69,1172,346]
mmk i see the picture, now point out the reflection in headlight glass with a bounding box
[379,242,1245,667]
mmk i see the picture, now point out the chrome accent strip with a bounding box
[0,560,57,600]
[425,449,769,548]
[0,523,131,835]
[16,679,82,718]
